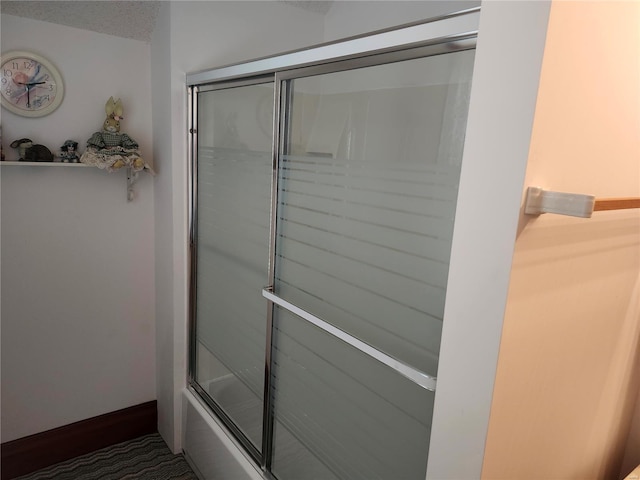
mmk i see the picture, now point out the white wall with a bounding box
[483,2,640,478]
[1,15,155,442]
[151,0,325,452]
[151,0,175,453]
[323,1,480,42]
[427,2,551,477]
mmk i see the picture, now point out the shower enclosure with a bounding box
[187,9,478,480]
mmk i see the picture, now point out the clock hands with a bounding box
[16,82,46,108]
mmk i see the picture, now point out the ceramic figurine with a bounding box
[10,138,54,162]
[59,140,80,163]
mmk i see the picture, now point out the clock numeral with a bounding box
[43,74,50,81]
[5,87,12,95]
[11,62,19,70]
[32,94,51,108]
[3,69,12,77]
[1,77,7,84]
[49,85,54,91]
[24,61,34,69]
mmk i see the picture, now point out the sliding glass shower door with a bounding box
[190,34,475,480]
[269,50,474,480]
[192,81,274,456]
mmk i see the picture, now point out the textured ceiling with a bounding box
[283,1,333,14]
[0,1,333,43]
[1,1,160,42]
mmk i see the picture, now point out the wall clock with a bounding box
[0,51,64,117]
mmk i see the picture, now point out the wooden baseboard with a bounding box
[1,400,157,480]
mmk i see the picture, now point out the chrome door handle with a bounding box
[262,288,437,392]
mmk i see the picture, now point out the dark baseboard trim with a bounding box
[1,400,157,480]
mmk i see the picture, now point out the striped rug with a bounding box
[16,433,199,480]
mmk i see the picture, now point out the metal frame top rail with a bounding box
[186,7,480,86]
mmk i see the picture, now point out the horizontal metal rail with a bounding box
[262,288,437,392]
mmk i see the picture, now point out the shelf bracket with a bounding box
[127,167,139,202]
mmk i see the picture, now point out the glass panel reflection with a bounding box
[275,50,475,377]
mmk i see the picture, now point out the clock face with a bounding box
[0,51,64,117]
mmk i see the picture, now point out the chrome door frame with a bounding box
[188,75,277,468]
[187,6,479,476]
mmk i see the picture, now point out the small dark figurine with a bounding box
[59,140,80,163]
[10,138,54,162]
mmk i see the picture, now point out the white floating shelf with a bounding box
[1,160,155,202]
[1,161,90,167]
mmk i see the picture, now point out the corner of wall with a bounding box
[482,2,640,478]
[427,1,552,478]
[150,0,181,452]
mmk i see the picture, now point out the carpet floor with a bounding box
[15,433,199,480]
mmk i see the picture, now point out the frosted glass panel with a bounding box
[271,50,474,480]
[194,82,274,451]
[271,307,434,480]
[275,50,475,377]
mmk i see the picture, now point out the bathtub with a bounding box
[182,387,263,480]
